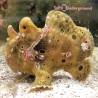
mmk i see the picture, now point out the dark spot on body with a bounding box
[83,73,86,77]
[52,45,55,48]
[85,41,87,43]
[23,26,26,29]
[78,56,83,61]
[40,49,45,53]
[62,59,65,63]
[69,63,73,66]
[61,28,64,33]
[21,45,24,49]
[52,36,55,39]
[52,59,54,61]
[13,46,18,53]
[77,76,80,80]
[67,29,69,32]
[64,45,67,49]
[81,31,84,34]
[65,19,69,23]
[57,15,60,18]
[57,39,59,42]
[34,39,47,51]
[28,39,33,42]
[55,62,57,64]
[75,64,78,67]
[79,66,83,71]
[72,35,77,40]
[67,67,70,69]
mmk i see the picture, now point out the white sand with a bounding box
[0,46,98,98]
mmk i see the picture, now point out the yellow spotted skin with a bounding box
[5,10,94,88]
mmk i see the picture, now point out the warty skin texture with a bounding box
[5,10,94,91]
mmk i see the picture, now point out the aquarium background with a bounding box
[0,0,98,46]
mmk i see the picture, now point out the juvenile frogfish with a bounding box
[5,10,94,91]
